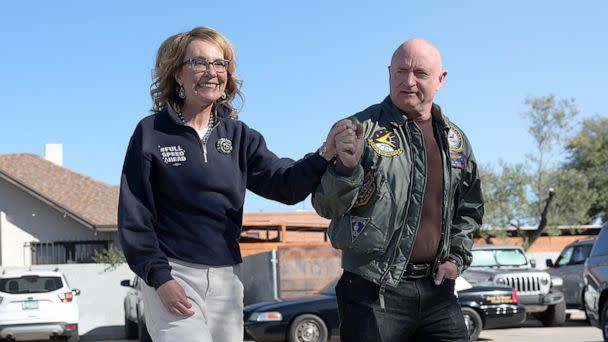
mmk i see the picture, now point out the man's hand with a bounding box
[321,119,352,161]
[335,121,364,168]
[434,260,459,285]
[156,280,195,316]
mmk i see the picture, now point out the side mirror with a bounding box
[72,289,81,296]
[120,279,132,287]
[546,259,554,268]
[530,259,536,268]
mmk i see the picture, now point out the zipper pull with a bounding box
[203,144,208,163]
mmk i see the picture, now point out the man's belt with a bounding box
[403,263,431,279]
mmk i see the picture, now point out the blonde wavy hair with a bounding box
[150,26,243,118]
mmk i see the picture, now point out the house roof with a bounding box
[0,154,118,230]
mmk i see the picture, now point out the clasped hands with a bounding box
[324,119,364,168]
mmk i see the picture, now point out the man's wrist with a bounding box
[447,257,463,275]
[318,142,332,161]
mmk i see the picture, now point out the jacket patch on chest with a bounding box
[448,127,465,170]
[367,129,402,157]
[159,145,187,166]
[353,171,377,208]
[216,138,233,155]
[351,216,370,242]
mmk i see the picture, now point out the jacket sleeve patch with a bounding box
[351,216,370,242]
[353,171,377,208]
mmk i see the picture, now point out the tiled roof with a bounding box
[0,154,118,229]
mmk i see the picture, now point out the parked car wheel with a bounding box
[288,314,328,342]
[462,307,482,341]
[125,314,138,339]
[602,302,608,342]
[538,301,566,327]
[138,319,152,342]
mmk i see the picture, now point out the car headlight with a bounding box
[496,278,506,285]
[540,277,550,286]
[551,276,563,287]
[248,312,283,322]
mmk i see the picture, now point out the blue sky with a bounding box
[1,1,606,212]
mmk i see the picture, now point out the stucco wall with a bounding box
[0,178,115,266]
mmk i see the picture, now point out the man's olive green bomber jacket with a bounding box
[312,97,484,288]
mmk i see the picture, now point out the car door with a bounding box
[552,246,577,305]
[565,244,592,307]
[554,245,592,307]
[126,277,140,322]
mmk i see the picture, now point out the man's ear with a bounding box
[437,70,448,90]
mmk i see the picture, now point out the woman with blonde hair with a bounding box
[118,26,349,341]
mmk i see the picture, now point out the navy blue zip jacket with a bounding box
[118,105,328,289]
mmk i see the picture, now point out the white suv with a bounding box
[0,270,80,341]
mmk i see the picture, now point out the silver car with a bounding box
[120,277,151,342]
[546,239,595,310]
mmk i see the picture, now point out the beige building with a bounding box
[0,150,118,266]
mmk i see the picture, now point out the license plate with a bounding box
[22,300,39,310]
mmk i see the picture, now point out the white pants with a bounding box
[141,259,244,342]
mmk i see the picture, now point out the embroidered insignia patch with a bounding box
[216,138,233,155]
[367,129,402,157]
[351,216,370,242]
[447,127,464,152]
[353,171,377,208]
[448,127,465,169]
[158,145,187,166]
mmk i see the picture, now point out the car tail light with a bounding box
[64,324,77,331]
[511,289,519,303]
[58,292,73,303]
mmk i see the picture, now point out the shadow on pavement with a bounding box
[81,325,125,341]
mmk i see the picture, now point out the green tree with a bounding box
[480,162,531,230]
[548,169,598,228]
[522,94,579,221]
[565,116,608,220]
[482,95,589,248]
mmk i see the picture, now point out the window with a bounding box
[0,276,63,294]
[30,240,110,264]
[471,249,528,267]
[555,247,573,267]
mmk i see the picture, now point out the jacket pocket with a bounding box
[328,169,395,254]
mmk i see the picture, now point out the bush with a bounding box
[91,245,126,269]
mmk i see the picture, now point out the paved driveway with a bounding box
[90,312,603,342]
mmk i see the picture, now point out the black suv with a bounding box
[584,223,608,341]
[546,238,595,310]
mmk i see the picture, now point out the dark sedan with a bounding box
[243,278,525,342]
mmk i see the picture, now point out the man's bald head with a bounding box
[389,38,447,120]
[391,39,443,75]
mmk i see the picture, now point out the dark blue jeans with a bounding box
[335,271,470,342]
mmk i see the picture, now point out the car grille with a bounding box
[494,273,550,295]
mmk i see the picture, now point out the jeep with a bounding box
[463,245,566,327]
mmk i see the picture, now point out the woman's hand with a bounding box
[156,280,195,316]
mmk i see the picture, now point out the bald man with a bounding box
[313,39,484,341]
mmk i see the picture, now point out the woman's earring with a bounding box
[221,92,227,100]
[178,85,186,99]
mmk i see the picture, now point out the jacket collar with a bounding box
[383,96,452,132]
[163,102,232,126]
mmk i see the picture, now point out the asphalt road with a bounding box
[94,312,604,342]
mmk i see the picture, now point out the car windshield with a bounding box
[0,276,63,294]
[471,249,528,267]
